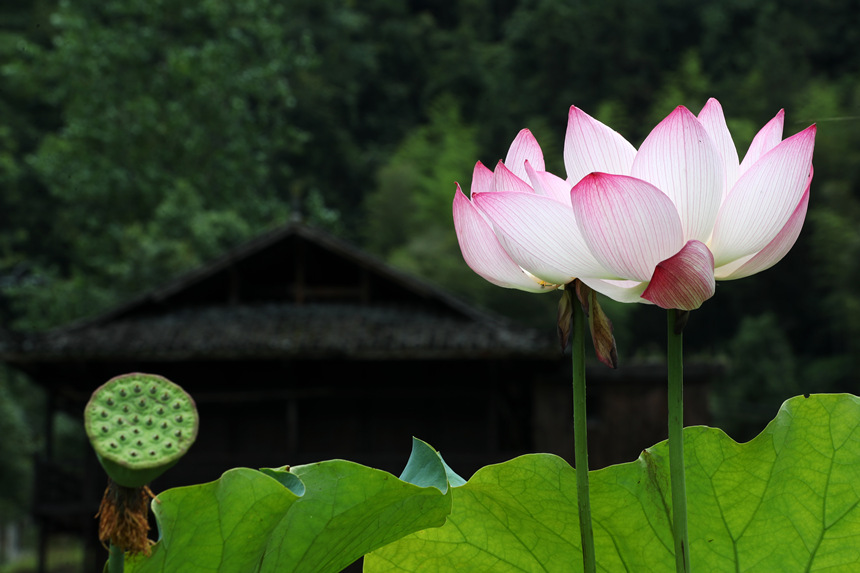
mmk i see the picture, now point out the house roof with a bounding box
[2,223,557,363]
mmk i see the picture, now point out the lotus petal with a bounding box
[470,161,494,195]
[698,98,739,197]
[525,161,573,205]
[642,240,716,310]
[715,171,812,280]
[453,187,551,292]
[571,173,684,282]
[710,125,816,266]
[739,109,785,177]
[578,277,651,305]
[474,191,610,282]
[564,105,636,186]
[491,160,535,194]
[632,106,724,243]
[504,129,545,181]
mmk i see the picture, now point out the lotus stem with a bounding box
[108,542,124,573]
[668,309,690,572]
[571,290,596,573]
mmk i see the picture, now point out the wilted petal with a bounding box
[715,171,812,280]
[564,105,636,185]
[574,280,618,369]
[710,125,816,267]
[698,98,739,197]
[632,106,724,243]
[642,240,716,310]
[453,186,551,292]
[739,109,785,177]
[470,161,495,195]
[474,191,611,282]
[504,129,545,181]
[572,173,684,282]
[492,160,535,194]
[525,161,573,205]
[557,290,573,352]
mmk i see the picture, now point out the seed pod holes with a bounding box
[84,373,199,488]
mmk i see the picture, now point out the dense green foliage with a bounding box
[1,0,857,344]
[368,394,860,571]
[125,438,455,573]
[109,395,860,571]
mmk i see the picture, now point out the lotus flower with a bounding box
[453,98,816,311]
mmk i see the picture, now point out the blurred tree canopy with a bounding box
[0,0,858,383]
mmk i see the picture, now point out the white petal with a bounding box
[564,105,636,186]
[715,175,811,280]
[579,277,651,305]
[504,129,545,181]
[571,173,685,282]
[739,109,785,177]
[698,98,739,197]
[492,160,535,194]
[470,161,494,195]
[710,125,816,266]
[474,191,611,282]
[453,186,552,292]
[526,161,573,205]
[632,105,724,243]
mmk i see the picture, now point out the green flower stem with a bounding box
[108,543,124,573]
[668,309,690,572]
[571,291,596,573]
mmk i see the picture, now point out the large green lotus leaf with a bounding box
[127,438,453,573]
[365,394,860,572]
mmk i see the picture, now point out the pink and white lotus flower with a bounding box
[453,98,816,311]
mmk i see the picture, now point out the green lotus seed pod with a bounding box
[84,373,199,488]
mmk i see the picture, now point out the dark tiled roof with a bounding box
[1,223,558,364]
[10,303,556,362]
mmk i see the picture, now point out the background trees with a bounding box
[1,0,859,516]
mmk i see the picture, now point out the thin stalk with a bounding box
[571,291,596,573]
[668,309,690,572]
[108,543,124,573]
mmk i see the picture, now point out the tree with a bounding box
[4,0,328,328]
